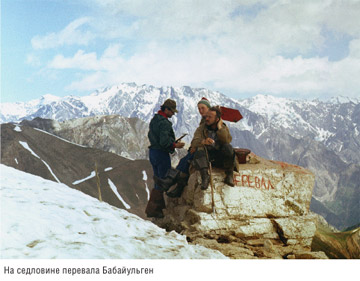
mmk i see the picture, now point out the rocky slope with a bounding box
[1,123,154,219]
[311,223,360,259]
[20,115,150,160]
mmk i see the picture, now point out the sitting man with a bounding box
[154,97,211,197]
[191,106,235,189]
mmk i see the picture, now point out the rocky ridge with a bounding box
[311,223,360,259]
[20,115,150,160]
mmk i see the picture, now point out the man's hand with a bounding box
[217,118,223,130]
[190,147,196,154]
[174,142,185,149]
[201,138,215,145]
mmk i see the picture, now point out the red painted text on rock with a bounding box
[233,174,275,190]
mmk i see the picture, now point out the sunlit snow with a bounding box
[72,171,96,185]
[19,141,40,159]
[142,170,150,201]
[108,179,131,209]
[13,125,22,132]
[41,160,61,183]
[18,141,61,183]
[0,164,226,259]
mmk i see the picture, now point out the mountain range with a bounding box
[1,82,359,229]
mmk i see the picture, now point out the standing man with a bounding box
[191,106,235,189]
[145,99,185,218]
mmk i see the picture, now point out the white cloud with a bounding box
[31,17,95,49]
[47,39,360,99]
[348,39,360,58]
[49,50,99,70]
[323,0,360,37]
[39,0,360,99]
[86,0,347,55]
[26,54,41,66]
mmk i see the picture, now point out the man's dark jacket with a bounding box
[148,112,175,153]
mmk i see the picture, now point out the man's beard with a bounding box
[206,121,216,127]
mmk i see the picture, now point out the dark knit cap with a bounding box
[198,97,211,108]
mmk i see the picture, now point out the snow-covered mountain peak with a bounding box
[1,82,358,165]
[329,95,360,104]
[39,94,61,103]
[238,94,293,117]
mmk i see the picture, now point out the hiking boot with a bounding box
[166,174,189,198]
[145,188,165,218]
[146,209,164,219]
[200,168,210,190]
[224,170,234,187]
[153,168,180,191]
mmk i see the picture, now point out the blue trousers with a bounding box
[149,149,171,190]
[176,151,194,175]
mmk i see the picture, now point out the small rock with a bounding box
[249,157,260,164]
[294,251,329,259]
[247,239,265,246]
[264,239,274,251]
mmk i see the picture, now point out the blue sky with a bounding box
[2,0,360,103]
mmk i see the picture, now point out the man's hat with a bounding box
[162,99,178,113]
[198,97,211,108]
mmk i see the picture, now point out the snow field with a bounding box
[0,165,226,259]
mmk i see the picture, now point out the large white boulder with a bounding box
[160,155,317,249]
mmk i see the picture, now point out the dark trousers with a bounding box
[193,144,235,171]
[176,151,194,175]
[149,148,171,190]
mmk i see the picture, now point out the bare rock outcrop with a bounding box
[155,154,328,259]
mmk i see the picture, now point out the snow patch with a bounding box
[14,125,22,132]
[18,141,60,183]
[19,141,40,159]
[142,170,150,200]
[314,127,335,142]
[104,167,113,172]
[108,179,131,209]
[144,182,150,201]
[15,158,18,164]
[41,160,61,183]
[72,171,96,185]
